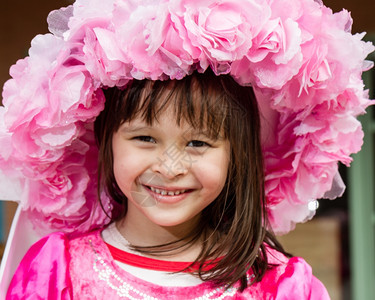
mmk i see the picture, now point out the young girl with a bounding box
[1,0,373,299]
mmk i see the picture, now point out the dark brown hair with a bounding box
[94,69,286,291]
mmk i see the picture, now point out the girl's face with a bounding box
[112,104,230,232]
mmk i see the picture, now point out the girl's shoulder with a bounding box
[242,246,330,299]
[6,231,73,299]
[7,232,330,299]
[67,233,330,299]
[6,229,104,299]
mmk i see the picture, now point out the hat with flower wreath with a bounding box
[0,0,374,242]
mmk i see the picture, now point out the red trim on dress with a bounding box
[105,242,219,272]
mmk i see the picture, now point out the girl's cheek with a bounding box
[194,154,228,183]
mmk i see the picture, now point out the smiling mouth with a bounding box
[145,186,190,196]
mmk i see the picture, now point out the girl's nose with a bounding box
[151,145,189,179]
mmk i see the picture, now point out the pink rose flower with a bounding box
[69,0,116,31]
[1,32,109,232]
[231,0,304,88]
[2,35,66,164]
[25,139,89,212]
[26,127,110,234]
[246,18,303,89]
[83,26,131,87]
[171,0,270,73]
[145,4,195,79]
[109,0,195,80]
[276,6,374,110]
[107,2,166,80]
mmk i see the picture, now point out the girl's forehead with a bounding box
[127,103,200,129]
[118,75,232,140]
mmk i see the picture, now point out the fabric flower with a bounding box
[171,0,271,74]
[0,0,373,235]
[83,26,131,87]
[1,32,109,233]
[26,129,110,234]
[2,34,66,163]
[231,0,304,88]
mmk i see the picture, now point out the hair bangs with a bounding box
[114,73,231,141]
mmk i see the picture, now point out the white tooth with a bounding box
[150,187,187,196]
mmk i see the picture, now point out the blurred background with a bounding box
[0,1,374,299]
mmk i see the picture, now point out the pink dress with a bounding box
[6,230,330,299]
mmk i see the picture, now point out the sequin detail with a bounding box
[89,239,254,299]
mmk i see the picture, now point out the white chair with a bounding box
[0,173,44,299]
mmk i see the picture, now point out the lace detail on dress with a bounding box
[89,238,253,299]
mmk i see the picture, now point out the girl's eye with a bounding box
[134,136,156,143]
[187,140,210,147]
